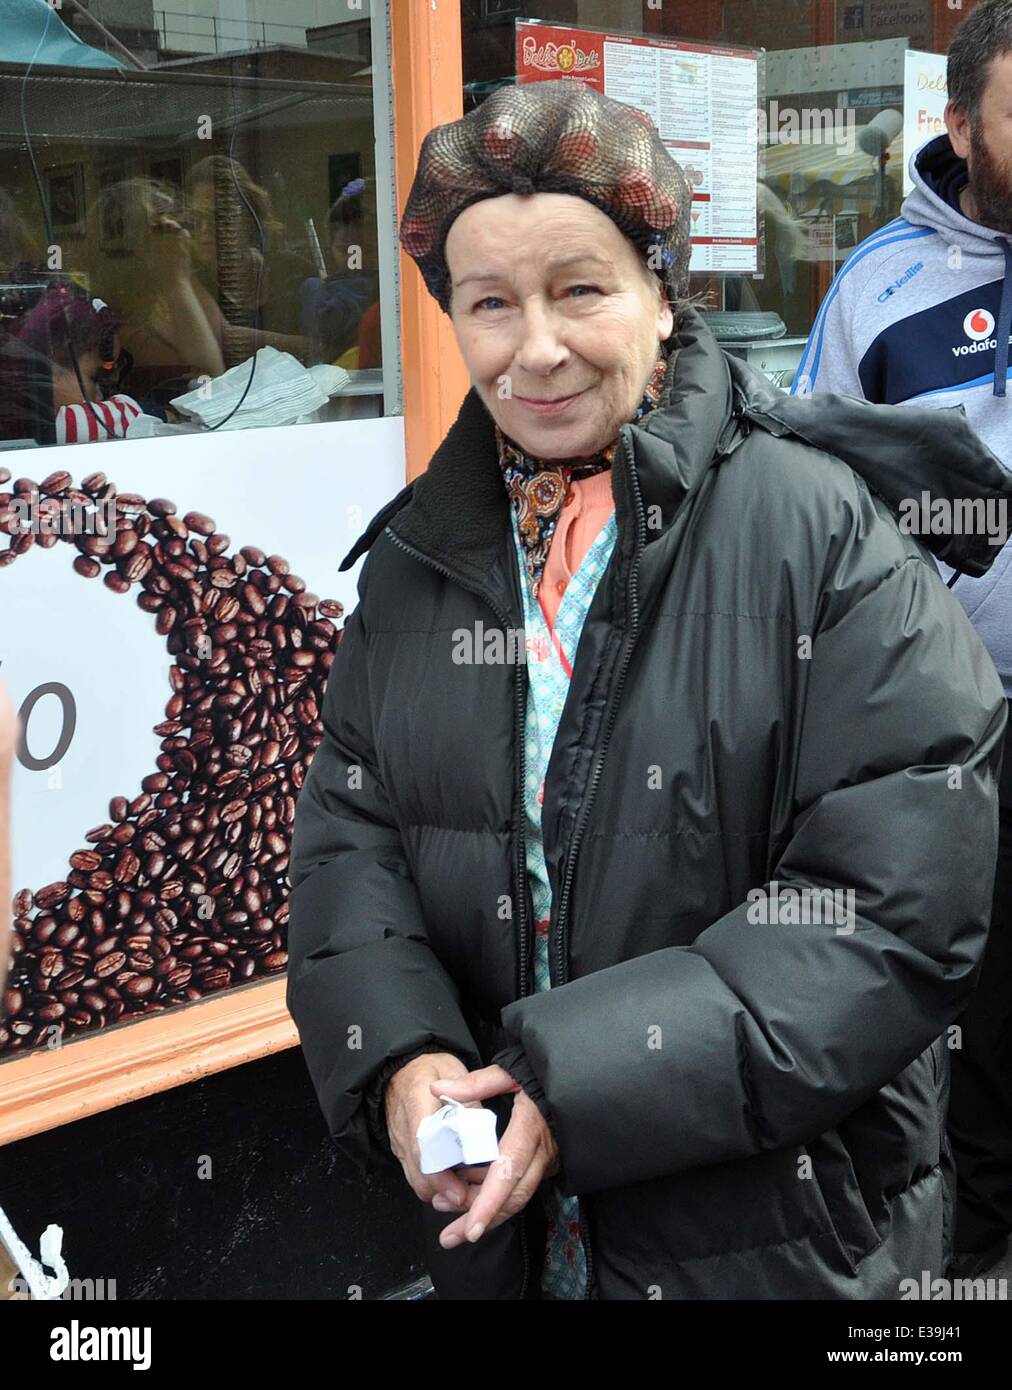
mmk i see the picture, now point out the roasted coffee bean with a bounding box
[122,548,153,582]
[198,969,231,991]
[113,528,138,559]
[184,511,215,536]
[115,492,147,515]
[73,555,101,579]
[144,852,167,879]
[69,851,101,872]
[94,951,127,979]
[34,881,70,910]
[113,851,140,884]
[40,470,71,495]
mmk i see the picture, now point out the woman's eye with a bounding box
[567,284,599,298]
[475,295,506,311]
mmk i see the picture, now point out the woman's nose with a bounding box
[513,302,568,377]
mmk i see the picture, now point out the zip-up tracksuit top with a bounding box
[793,133,1012,695]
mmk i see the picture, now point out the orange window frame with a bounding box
[0,0,467,1147]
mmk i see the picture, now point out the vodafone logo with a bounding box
[964,308,995,340]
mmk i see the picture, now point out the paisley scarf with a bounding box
[495,350,669,596]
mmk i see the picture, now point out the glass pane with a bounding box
[459,0,980,375]
[0,0,388,450]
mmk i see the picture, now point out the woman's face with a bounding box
[446,193,673,459]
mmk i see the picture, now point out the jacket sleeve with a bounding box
[499,548,1006,1198]
[287,557,483,1176]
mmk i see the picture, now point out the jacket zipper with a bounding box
[383,526,533,1298]
[550,425,646,1300]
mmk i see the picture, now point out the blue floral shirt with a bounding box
[509,502,618,1300]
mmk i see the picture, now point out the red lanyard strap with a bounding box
[536,587,574,681]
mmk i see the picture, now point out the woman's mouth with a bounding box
[514,389,585,416]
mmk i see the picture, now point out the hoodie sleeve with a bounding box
[286,557,482,1176]
[792,260,869,400]
[498,538,1005,1198]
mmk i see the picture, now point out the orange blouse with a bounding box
[539,469,616,626]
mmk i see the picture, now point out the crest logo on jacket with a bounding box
[963,308,996,340]
[952,307,1006,359]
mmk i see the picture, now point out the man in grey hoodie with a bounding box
[795,0,1012,1274]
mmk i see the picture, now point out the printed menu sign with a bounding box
[516,21,760,274]
[902,49,948,196]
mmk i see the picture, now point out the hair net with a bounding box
[399,79,693,317]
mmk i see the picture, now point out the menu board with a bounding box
[516,21,760,274]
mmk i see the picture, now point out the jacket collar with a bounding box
[381,306,739,592]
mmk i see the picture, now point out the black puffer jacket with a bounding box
[288,309,1008,1300]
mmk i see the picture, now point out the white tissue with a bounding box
[170,348,351,431]
[417,1098,500,1175]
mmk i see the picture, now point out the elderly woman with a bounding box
[288,82,1009,1300]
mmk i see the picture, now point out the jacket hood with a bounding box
[903,132,1012,399]
[341,308,1012,581]
[904,133,990,248]
[734,353,1012,576]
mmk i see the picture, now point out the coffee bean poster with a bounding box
[0,418,405,1057]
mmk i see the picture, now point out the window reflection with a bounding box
[0,0,387,448]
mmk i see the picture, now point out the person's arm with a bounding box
[287,556,482,1175]
[157,278,226,379]
[791,259,866,399]
[497,527,1005,1199]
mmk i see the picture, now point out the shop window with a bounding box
[460,0,986,382]
[0,0,395,451]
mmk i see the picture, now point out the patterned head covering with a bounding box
[398,79,693,323]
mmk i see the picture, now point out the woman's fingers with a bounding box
[432,1181,483,1213]
[423,1168,469,1207]
[437,1095,547,1247]
[430,1065,519,1104]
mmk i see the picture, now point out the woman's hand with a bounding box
[384,1051,478,1212]
[426,1065,560,1249]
